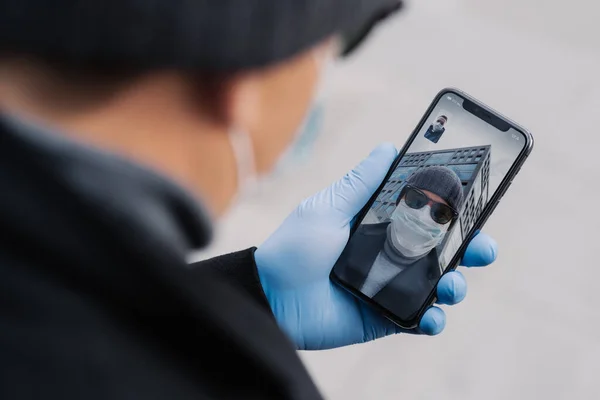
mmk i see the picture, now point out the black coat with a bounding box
[0,116,322,400]
[334,222,441,321]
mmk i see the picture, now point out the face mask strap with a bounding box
[227,128,258,193]
[228,51,331,199]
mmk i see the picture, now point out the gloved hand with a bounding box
[255,143,497,350]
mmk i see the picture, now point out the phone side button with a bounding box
[498,182,512,201]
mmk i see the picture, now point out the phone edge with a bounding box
[329,87,534,330]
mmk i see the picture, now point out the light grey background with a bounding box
[412,96,525,194]
[191,0,600,399]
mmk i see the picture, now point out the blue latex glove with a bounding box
[255,143,497,350]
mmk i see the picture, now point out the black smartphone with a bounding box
[330,88,534,329]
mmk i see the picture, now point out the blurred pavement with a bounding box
[192,1,600,399]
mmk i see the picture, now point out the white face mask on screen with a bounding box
[389,200,449,258]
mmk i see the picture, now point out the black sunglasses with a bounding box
[341,1,405,56]
[401,186,458,225]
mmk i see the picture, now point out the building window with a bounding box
[395,167,418,180]
[449,163,477,181]
[427,152,453,165]
[372,201,382,211]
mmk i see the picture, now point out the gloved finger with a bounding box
[436,270,467,305]
[460,231,498,267]
[321,143,397,218]
[418,306,446,336]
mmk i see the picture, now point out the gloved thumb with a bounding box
[322,143,397,219]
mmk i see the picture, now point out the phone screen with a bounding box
[332,91,529,323]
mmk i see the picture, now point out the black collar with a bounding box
[0,113,213,266]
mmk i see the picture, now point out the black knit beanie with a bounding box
[0,0,403,72]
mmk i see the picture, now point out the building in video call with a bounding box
[366,145,491,268]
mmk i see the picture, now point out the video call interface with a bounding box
[333,93,527,321]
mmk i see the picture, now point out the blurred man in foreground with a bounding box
[0,1,497,399]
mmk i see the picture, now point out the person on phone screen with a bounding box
[424,115,448,143]
[336,166,464,319]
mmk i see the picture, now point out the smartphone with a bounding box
[330,88,534,329]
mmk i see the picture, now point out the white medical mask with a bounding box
[271,100,326,175]
[227,127,259,200]
[389,200,449,258]
[272,49,336,173]
[433,122,444,131]
[227,51,334,199]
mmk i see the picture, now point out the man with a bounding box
[335,167,463,321]
[0,1,498,399]
[424,115,448,143]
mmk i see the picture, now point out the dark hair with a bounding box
[0,55,233,113]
